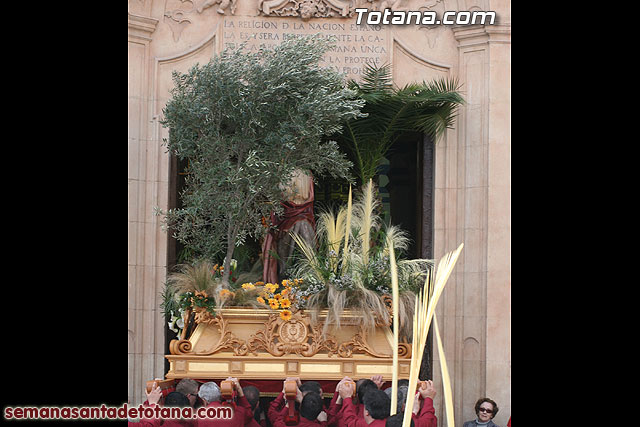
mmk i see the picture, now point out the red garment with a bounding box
[267,392,288,427]
[340,398,385,427]
[326,392,365,427]
[411,397,436,427]
[268,392,326,427]
[262,176,315,284]
[507,417,511,427]
[196,396,253,427]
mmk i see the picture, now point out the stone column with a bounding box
[129,9,169,407]
[431,19,510,426]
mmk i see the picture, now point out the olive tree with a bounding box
[159,35,365,286]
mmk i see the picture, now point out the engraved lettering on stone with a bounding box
[222,17,390,79]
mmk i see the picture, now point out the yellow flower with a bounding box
[265,283,278,293]
[274,293,282,300]
[280,309,292,321]
[242,283,255,290]
[280,298,291,308]
[268,298,279,309]
[257,296,265,304]
[255,281,265,286]
[281,288,289,296]
[282,279,289,286]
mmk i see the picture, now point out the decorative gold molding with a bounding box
[195,315,249,356]
[247,311,339,357]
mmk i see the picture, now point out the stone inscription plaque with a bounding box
[222,16,391,79]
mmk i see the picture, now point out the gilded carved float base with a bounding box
[165,308,412,381]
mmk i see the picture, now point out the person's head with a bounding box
[299,381,323,397]
[474,398,499,422]
[385,413,414,427]
[356,379,378,404]
[362,389,391,424]
[397,380,409,389]
[164,391,191,408]
[243,386,261,411]
[299,392,324,421]
[383,386,408,413]
[176,378,200,407]
[198,382,221,405]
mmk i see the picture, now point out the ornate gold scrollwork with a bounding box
[248,311,339,357]
[196,315,249,356]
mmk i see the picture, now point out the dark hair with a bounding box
[363,389,391,420]
[384,386,407,413]
[300,392,324,421]
[299,381,322,396]
[164,391,191,408]
[397,380,409,388]
[243,386,260,410]
[385,413,414,427]
[474,398,499,419]
[176,378,199,396]
[356,379,378,404]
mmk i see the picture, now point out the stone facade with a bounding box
[128,0,510,424]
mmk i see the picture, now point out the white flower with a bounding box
[176,317,185,329]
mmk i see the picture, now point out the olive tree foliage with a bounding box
[158,35,366,286]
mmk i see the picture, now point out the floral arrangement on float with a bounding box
[161,179,432,342]
[285,179,431,338]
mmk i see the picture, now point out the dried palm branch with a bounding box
[317,207,347,273]
[290,231,324,280]
[342,185,353,268]
[389,235,400,416]
[434,312,454,427]
[401,243,463,427]
[350,179,380,265]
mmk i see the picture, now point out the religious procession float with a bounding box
[153,34,464,410]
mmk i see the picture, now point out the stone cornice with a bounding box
[128,13,159,42]
[453,23,510,47]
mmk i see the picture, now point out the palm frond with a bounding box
[341,185,353,268]
[336,64,464,183]
[289,231,324,280]
[350,179,380,265]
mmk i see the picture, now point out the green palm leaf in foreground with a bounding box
[338,63,465,184]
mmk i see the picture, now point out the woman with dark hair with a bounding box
[462,398,500,427]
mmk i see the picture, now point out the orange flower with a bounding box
[280,298,291,308]
[257,296,265,304]
[274,293,282,300]
[282,279,289,286]
[281,288,289,296]
[219,289,234,300]
[255,281,265,286]
[280,310,292,321]
[268,298,279,309]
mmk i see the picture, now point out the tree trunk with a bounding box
[221,223,238,287]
